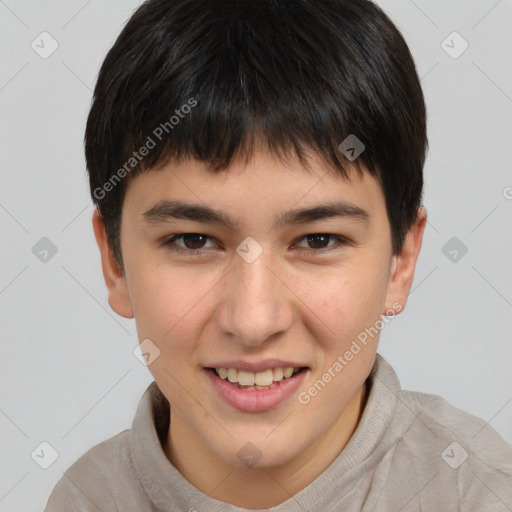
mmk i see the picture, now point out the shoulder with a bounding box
[44,430,138,511]
[399,389,512,461]
[388,389,512,509]
[44,381,164,511]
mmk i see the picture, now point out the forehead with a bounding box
[122,151,386,227]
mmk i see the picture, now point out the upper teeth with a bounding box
[215,367,299,386]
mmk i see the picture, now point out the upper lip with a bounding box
[205,359,309,373]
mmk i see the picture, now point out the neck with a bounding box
[163,383,368,509]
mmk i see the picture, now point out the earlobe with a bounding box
[383,207,427,315]
[92,209,134,319]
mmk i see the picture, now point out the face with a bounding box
[94,150,425,471]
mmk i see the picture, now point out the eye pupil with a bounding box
[183,233,207,249]
[307,234,330,249]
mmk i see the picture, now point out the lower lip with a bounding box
[204,368,308,412]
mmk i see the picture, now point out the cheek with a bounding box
[127,260,213,346]
[128,266,212,390]
[293,263,388,348]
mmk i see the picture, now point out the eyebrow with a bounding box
[142,200,369,229]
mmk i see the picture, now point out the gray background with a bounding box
[1,0,511,510]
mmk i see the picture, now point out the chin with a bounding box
[215,436,301,470]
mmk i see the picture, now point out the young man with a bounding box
[45,0,512,510]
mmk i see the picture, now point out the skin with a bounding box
[93,149,426,508]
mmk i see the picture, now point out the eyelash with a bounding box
[161,233,350,256]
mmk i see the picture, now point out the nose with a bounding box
[216,252,294,347]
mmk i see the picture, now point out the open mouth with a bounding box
[204,365,310,412]
[205,366,308,391]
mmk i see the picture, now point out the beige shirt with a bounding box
[44,354,512,511]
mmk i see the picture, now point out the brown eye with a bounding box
[305,234,332,249]
[294,233,350,254]
[181,233,208,249]
[163,233,216,253]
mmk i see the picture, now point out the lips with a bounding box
[204,366,309,412]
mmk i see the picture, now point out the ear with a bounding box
[92,209,134,319]
[383,207,427,315]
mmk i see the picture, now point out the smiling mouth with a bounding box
[205,366,308,390]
